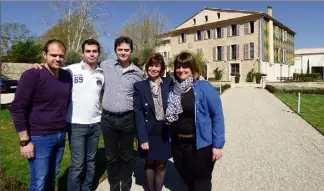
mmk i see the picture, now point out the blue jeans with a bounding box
[67,123,101,191]
[28,132,66,191]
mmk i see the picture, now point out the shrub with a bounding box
[265,85,324,95]
[254,72,262,84]
[293,73,322,82]
[215,84,231,94]
[246,68,254,82]
[213,67,224,81]
[265,85,278,93]
[230,73,240,83]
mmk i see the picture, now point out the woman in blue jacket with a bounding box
[134,53,172,191]
[165,51,225,191]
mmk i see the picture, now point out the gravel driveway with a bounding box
[96,87,324,191]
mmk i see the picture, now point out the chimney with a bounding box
[267,6,272,16]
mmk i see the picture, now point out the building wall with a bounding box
[170,18,260,81]
[175,9,251,30]
[1,63,32,80]
[261,18,295,81]
[273,25,294,64]
[156,39,172,64]
[294,53,324,74]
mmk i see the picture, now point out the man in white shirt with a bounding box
[65,39,104,191]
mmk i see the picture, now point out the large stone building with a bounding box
[294,48,324,79]
[157,6,296,82]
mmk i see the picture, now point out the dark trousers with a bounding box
[67,123,101,191]
[101,112,136,191]
[172,138,215,191]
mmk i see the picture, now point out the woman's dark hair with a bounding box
[82,39,101,54]
[114,36,133,52]
[145,53,166,77]
[43,39,66,54]
[173,51,200,81]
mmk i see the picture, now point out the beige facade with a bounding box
[157,6,295,82]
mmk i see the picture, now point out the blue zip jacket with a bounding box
[191,80,225,149]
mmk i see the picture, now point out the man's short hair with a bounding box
[81,39,101,54]
[43,39,66,54]
[114,36,133,52]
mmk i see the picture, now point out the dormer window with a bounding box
[193,18,196,25]
[205,15,208,22]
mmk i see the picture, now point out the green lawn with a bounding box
[275,93,324,135]
[0,105,107,191]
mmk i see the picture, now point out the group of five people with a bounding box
[10,36,225,191]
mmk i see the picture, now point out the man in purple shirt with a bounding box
[10,39,72,191]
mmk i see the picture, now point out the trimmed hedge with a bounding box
[292,73,322,82]
[265,85,324,95]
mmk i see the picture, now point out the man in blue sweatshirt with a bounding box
[10,39,73,191]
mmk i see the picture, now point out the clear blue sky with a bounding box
[2,1,324,55]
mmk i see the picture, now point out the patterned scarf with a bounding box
[165,76,194,123]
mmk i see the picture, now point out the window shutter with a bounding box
[244,44,248,59]
[227,45,230,60]
[227,26,231,37]
[221,46,225,60]
[202,31,205,40]
[213,47,216,61]
[178,36,181,44]
[194,32,197,41]
[283,49,286,63]
[184,34,186,43]
[236,24,240,36]
[213,29,217,39]
[236,44,239,59]
[285,31,288,41]
[244,23,249,34]
[221,27,224,38]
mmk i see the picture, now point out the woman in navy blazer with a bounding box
[133,53,172,191]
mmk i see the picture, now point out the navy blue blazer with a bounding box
[133,77,173,145]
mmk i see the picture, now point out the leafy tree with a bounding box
[40,0,111,53]
[0,22,33,55]
[7,39,42,63]
[130,44,156,68]
[118,6,168,67]
[40,13,98,53]
[64,51,82,65]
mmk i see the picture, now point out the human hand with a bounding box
[20,142,35,159]
[140,142,149,150]
[212,148,223,162]
[31,63,44,69]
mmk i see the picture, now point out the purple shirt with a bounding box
[10,68,72,136]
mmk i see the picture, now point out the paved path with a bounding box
[96,87,324,191]
[0,93,14,105]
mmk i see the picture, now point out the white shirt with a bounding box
[64,61,104,124]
